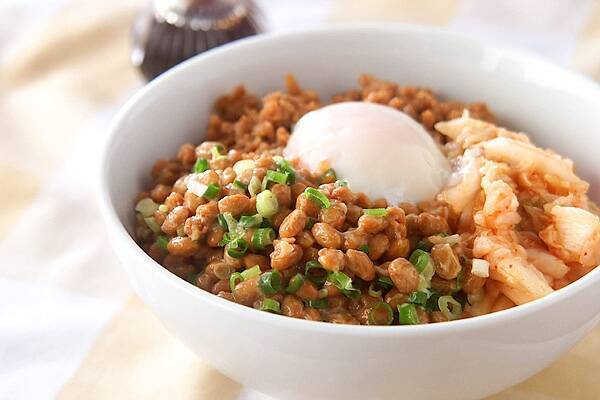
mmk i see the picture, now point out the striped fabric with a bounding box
[1,1,599,398]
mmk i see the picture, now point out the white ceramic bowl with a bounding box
[99,25,600,400]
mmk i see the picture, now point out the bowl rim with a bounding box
[99,23,600,337]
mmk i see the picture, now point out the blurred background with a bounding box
[1,1,600,399]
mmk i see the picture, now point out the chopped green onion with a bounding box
[135,198,158,217]
[409,249,431,274]
[305,217,316,230]
[368,282,382,298]
[211,145,226,160]
[256,190,279,218]
[438,295,462,320]
[305,260,327,286]
[239,214,263,229]
[266,170,289,185]
[260,298,281,313]
[398,303,420,325]
[229,272,243,292]
[335,179,348,187]
[424,292,441,313]
[275,159,296,184]
[368,302,394,325]
[307,299,328,309]
[454,268,465,292]
[221,212,239,233]
[327,271,360,299]
[376,276,394,290]
[359,244,369,254]
[233,180,248,191]
[218,232,231,247]
[143,217,161,233]
[226,238,248,259]
[286,273,305,294]
[408,290,431,306]
[217,214,228,230]
[156,235,169,251]
[240,265,261,280]
[259,270,282,295]
[320,168,337,184]
[203,183,220,199]
[158,204,169,213]
[304,187,330,208]
[192,158,209,173]
[252,228,276,251]
[248,176,262,197]
[363,208,387,216]
[409,249,435,291]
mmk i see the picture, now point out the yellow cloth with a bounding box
[1,1,599,399]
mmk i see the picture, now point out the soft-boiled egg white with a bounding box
[284,102,451,204]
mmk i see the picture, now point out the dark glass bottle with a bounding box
[132,0,261,81]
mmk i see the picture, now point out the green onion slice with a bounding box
[276,159,296,184]
[266,170,289,185]
[424,292,442,313]
[286,273,305,294]
[233,180,248,191]
[259,270,282,296]
[226,238,248,259]
[203,183,220,199]
[359,244,369,254]
[240,265,261,281]
[217,214,228,230]
[219,232,231,247]
[192,158,209,173]
[306,299,328,309]
[335,179,348,187]
[398,303,420,325]
[239,214,263,229]
[260,298,281,313]
[363,208,387,216]
[229,272,243,292]
[304,187,330,208]
[376,276,394,291]
[438,295,462,320]
[256,190,279,218]
[408,289,432,306]
[135,198,158,217]
[408,248,436,291]
[143,217,161,233]
[156,235,169,251]
[327,271,360,299]
[221,212,239,233]
[409,249,432,274]
[305,260,327,286]
[252,228,276,251]
[211,145,226,160]
[248,176,262,197]
[368,282,382,298]
[368,302,394,325]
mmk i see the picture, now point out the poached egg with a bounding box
[284,102,451,204]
